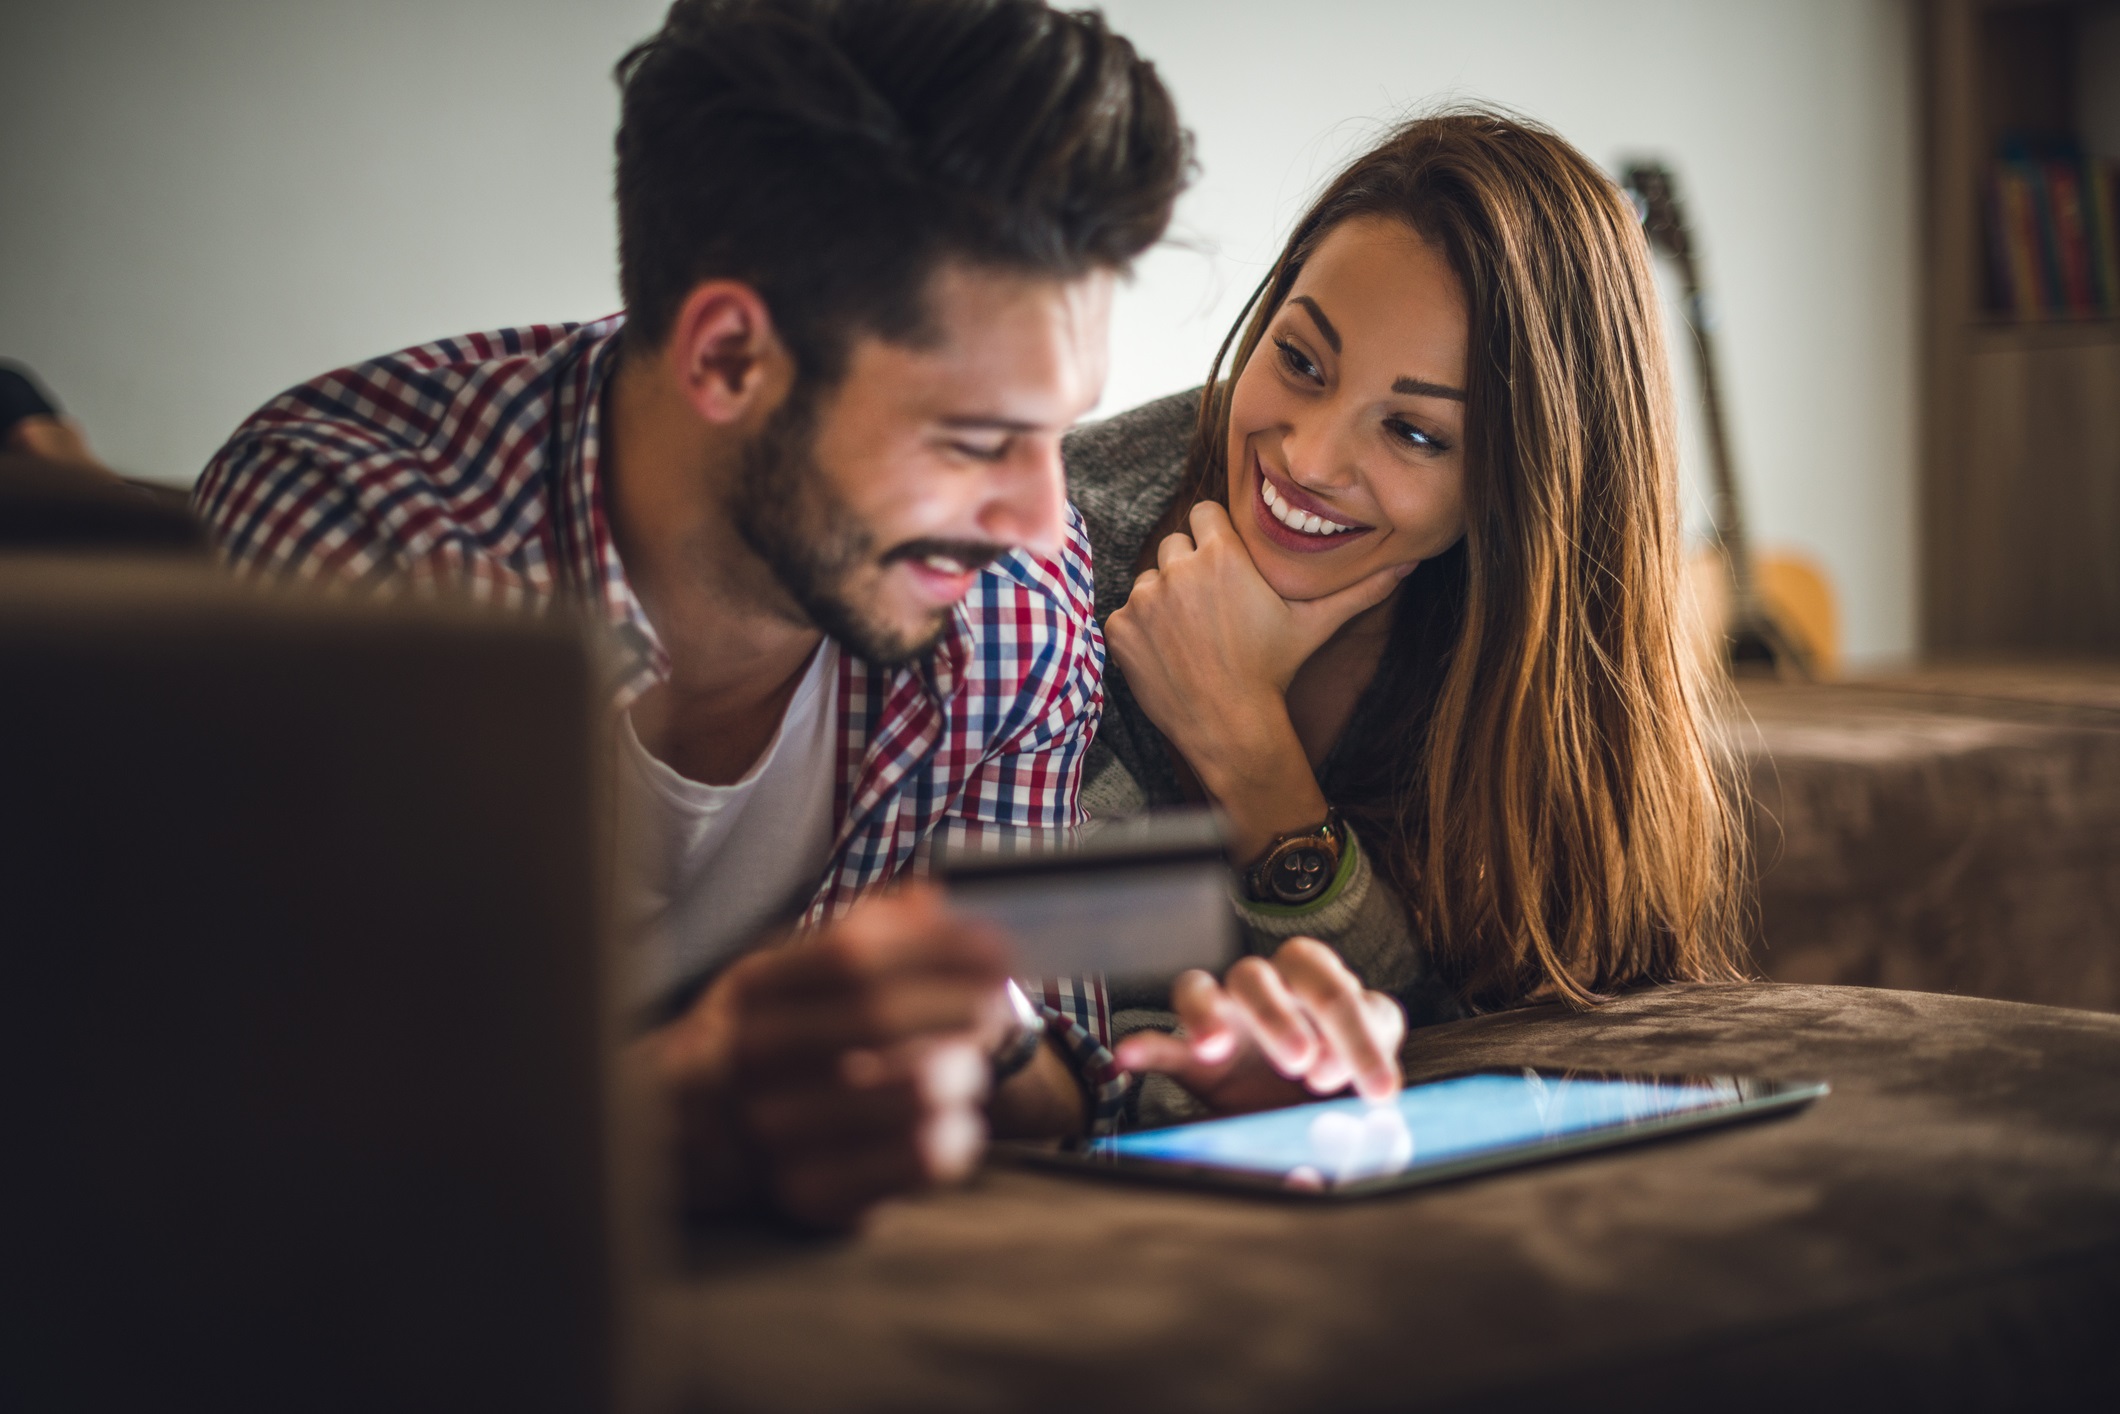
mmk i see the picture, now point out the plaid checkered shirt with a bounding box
[192,316,1127,1129]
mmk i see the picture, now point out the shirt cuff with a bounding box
[1035,1000,1131,1136]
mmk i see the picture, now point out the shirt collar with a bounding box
[550,318,667,708]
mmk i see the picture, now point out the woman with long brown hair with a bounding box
[1070,108,1749,1124]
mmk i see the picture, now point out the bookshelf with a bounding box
[1922,0,2120,655]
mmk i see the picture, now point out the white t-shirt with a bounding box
[618,642,841,1009]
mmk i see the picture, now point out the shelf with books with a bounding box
[1921,0,2120,657]
[1981,152,2120,320]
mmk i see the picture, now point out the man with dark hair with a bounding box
[194,0,1189,1227]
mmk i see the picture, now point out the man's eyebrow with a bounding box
[1289,295,1341,354]
[1393,376,1467,401]
[936,416,1041,433]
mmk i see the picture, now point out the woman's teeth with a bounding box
[1261,477,1358,536]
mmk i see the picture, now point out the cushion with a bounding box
[1737,669,2120,1011]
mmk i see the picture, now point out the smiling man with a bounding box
[193,0,1189,1227]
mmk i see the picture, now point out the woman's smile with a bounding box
[1248,453,1376,555]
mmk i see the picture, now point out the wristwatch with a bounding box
[989,979,1047,1084]
[1243,810,1344,905]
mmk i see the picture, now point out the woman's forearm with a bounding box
[1179,700,1333,865]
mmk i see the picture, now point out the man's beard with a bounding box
[727,389,1005,667]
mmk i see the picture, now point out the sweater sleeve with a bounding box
[1230,823,1447,1011]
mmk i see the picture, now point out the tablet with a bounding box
[1008,1068,1827,1199]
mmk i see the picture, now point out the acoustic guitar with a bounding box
[1621,162,1838,679]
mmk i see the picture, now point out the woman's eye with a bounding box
[1274,337,1321,383]
[1386,418,1448,453]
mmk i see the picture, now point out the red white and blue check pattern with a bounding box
[193,317,1128,1128]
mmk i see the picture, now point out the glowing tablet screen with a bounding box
[1093,1071,1751,1188]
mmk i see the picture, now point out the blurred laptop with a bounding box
[0,560,656,1413]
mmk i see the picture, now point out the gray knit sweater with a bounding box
[1063,390,1463,1124]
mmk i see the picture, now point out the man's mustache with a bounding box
[879,539,1012,574]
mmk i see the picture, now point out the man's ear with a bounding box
[661,280,792,428]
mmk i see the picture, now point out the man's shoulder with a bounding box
[951,503,1102,713]
[193,318,620,579]
[223,320,611,460]
[979,501,1097,625]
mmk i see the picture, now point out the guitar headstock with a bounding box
[1620,161,1692,262]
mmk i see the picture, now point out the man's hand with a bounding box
[643,883,1012,1230]
[1114,938,1405,1115]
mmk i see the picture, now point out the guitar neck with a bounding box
[1669,254,1762,608]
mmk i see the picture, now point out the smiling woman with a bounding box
[1069,109,1750,1126]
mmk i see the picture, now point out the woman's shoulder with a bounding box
[1064,386,1200,478]
[1063,386,1201,618]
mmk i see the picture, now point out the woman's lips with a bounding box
[1248,457,1374,555]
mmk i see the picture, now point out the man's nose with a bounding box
[978,440,1068,559]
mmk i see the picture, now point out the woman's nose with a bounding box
[1280,412,1361,493]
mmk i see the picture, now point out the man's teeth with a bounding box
[921,553,970,574]
[1260,477,1356,536]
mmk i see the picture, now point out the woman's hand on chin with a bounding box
[1104,500,1409,780]
[1114,938,1406,1115]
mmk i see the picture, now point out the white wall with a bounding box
[0,0,662,480]
[1,0,1918,666]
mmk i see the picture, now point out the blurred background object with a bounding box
[1,361,204,552]
[0,560,640,1413]
[2,360,103,469]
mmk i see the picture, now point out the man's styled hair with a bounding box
[614,0,1190,381]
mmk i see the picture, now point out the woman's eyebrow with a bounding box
[1393,375,1466,401]
[1294,293,1464,400]
[1288,295,1341,353]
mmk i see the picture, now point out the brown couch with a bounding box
[1736,664,2120,1011]
[667,982,2120,1412]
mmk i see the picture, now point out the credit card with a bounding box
[939,810,1237,982]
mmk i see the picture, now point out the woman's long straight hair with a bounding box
[1175,108,1748,1008]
